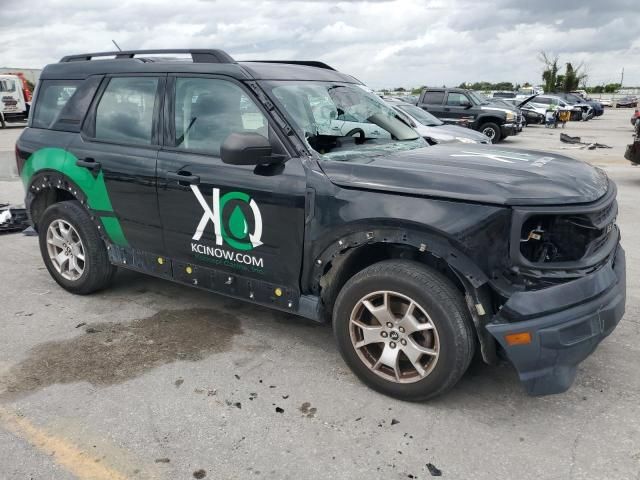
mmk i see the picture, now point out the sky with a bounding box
[0,0,638,89]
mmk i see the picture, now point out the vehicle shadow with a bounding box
[106,270,527,405]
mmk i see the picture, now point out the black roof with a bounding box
[42,49,358,83]
[424,87,466,92]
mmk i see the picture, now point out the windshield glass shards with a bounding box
[264,81,424,161]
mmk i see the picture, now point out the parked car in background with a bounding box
[554,92,603,117]
[616,96,638,108]
[517,86,544,97]
[570,89,589,99]
[599,98,613,107]
[391,94,418,105]
[0,74,31,127]
[519,105,545,125]
[484,96,525,130]
[417,87,518,142]
[488,91,516,99]
[386,98,491,144]
[528,95,591,121]
[501,96,546,125]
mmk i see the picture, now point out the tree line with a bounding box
[381,53,629,94]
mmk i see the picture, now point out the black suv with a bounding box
[16,49,625,400]
[417,87,519,143]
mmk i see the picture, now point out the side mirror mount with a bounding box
[221,132,284,166]
[462,101,473,109]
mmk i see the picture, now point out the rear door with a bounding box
[156,75,307,300]
[67,74,165,251]
[419,90,446,118]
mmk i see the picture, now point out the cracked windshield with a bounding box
[266,81,425,161]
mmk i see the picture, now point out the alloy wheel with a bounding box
[46,219,86,281]
[349,291,440,383]
[482,127,496,139]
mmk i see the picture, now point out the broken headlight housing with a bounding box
[510,186,618,271]
[519,214,613,263]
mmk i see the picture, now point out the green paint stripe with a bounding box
[23,148,114,212]
[100,217,129,247]
[22,147,129,247]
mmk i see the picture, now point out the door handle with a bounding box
[444,107,450,111]
[76,158,101,171]
[167,171,200,185]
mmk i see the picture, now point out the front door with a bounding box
[68,75,165,252]
[157,75,307,299]
[443,91,474,125]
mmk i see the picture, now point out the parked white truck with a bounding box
[0,74,30,127]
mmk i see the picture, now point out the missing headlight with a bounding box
[520,215,608,263]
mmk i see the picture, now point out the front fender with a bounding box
[304,224,490,295]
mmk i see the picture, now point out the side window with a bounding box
[422,91,445,104]
[0,79,17,92]
[536,97,550,105]
[95,77,159,145]
[446,92,470,106]
[174,78,268,156]
[32,81,80,129]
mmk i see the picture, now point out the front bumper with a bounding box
[501,122,517,138]
[486,245,626,396]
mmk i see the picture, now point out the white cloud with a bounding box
[0,0,637,88]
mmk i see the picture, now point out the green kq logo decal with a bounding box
[191,186,263,251]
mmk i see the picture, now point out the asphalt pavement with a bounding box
[1,111,639,480]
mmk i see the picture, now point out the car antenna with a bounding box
[111,39,122,51]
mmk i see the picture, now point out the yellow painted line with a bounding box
[0,406,130,480]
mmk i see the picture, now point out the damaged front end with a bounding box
[486,182,625,395]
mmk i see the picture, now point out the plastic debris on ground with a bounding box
[560,133,612,150]
[0,204,30,234]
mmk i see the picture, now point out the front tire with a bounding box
[479,122,501,143]
[39,201,116,294]
[333,260,475,401]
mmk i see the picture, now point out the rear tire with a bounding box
[39,200,116,294]
[333,260,475,401]
[479,122,501,143]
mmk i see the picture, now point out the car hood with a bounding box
[516,94,539,107]
[432,124,490,142]
[320,144,609,206]
[481,105,515,115]
[414,123,489,143]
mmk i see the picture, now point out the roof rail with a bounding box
[59,49,235,64]
[244,60,336,71]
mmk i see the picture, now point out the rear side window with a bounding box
[32,81,80,129]
[422,91,445,104]
[95,77,159,145]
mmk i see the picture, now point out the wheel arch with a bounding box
[477,115,504,127]
[25,170,89,230]
[24,169,128,248]
[307,226,498,364]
